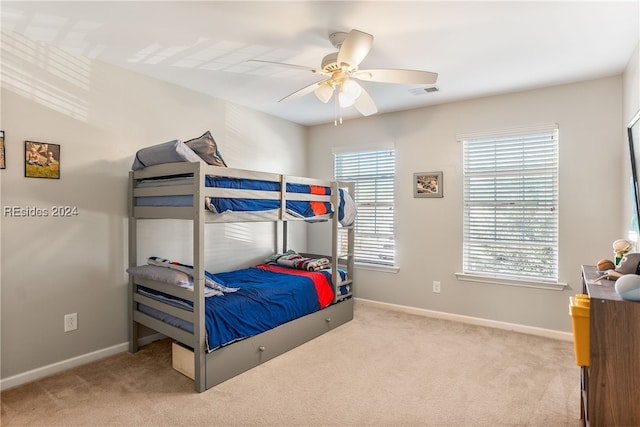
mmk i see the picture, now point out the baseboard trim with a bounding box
[0,333,165,391]
[355,298,573,342]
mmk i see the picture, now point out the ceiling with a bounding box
[2,1,639,126]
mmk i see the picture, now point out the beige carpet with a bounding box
[1,302,581,426]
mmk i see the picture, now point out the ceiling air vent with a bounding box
[409,86,439,95]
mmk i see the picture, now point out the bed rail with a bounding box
[130,277,197,347]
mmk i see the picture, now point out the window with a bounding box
[461,126,559,285]
[334,148,395,267]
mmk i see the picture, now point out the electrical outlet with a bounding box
[433,281,441,293]
[64,313,78,332]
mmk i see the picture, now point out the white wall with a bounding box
[308,76,625,333]
[0,31,307,380]
[624,43,639,125]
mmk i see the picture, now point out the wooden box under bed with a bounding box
[128,162,355,392]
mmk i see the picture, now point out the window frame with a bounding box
[334,147,397,270]
[457,125,564,290]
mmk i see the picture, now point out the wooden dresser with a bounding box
[580,265,640,426]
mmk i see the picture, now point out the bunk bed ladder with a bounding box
[344,182,355,300]
[332,181,355,304]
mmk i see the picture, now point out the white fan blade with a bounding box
[337,29,374,69]
[353,86,378,116]
[248,59,326,75]
[279,79,331,102]
[353,68,438,84]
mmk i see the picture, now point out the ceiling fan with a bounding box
[250,29,438,119]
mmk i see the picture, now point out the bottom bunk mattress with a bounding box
[136,263,349,352]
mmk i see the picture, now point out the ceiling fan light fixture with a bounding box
[315,82,334,103]
[338,79,362,107]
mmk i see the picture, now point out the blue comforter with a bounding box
[204,266,328,350]
[206,177,334,218]
[138,265,346,351]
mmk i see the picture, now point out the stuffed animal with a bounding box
[596,240,635,280]
[613,239,632,266]
[596,252,640,301]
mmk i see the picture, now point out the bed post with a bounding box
[282,221,289,252]
[129,171,139,353]
[193,163,207,392]
[280,174,289,252]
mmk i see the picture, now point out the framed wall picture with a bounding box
[0,131,5,169]
[414,171,443,198]
[25,141,60,179]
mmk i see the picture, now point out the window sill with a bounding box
[455,272,566,291]
[355,262,399,274]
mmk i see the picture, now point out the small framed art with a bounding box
[25,141,60,179]
[414,171,443,198]
[0,131,5,169]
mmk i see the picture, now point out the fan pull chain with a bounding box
[334,91,338,126]
[334,91,343,126]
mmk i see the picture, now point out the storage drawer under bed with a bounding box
[170,298,354,386]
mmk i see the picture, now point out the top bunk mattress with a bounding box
[133,172,356,225]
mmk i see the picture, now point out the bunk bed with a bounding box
[128,160,355,392]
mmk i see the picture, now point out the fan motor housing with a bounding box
[321,52,341,72]
[329,32,348,48]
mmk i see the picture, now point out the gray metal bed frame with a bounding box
[128,162,354,392]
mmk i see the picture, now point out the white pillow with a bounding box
[340,189,357,226]
[131,139,204,170]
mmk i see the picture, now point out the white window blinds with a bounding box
[462,126,559,282]
[335,149,395,266]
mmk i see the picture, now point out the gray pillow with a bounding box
[127,265,190,286]
[127,264,224,297]
[131,139,204,170]
[185,131,227,167]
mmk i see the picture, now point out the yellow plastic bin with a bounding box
[569,294,590,366]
